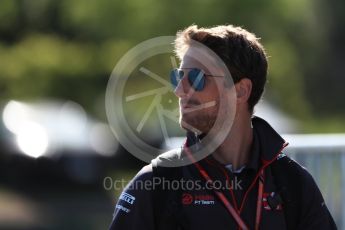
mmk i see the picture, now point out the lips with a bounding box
[180,103,199,113]
[182,104,196,109]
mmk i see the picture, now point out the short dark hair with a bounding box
[174,24,268,112]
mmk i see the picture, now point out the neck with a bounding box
[213,112,253,170]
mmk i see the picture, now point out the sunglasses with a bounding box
[170,68,223,91]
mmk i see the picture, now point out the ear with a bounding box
[235,78,252,104]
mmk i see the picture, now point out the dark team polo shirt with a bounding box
[222,127,261,204]
[183,127,268,229]
[109,117,337,230]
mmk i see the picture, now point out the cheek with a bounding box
[201,80,221,100]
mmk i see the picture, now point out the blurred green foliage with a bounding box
[0,0,344,131]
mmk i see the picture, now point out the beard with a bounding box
[179,104,218,134]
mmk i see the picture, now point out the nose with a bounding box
[174,75,190,98]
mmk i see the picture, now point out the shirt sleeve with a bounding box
[109,165,155,230]
[297,169,337,230]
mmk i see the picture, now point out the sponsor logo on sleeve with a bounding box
[119,192,136,205]
[116,204,131,213]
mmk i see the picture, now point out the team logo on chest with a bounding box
[182,193,215,205]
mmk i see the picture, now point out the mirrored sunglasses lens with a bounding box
[188,68,205,91]
[170,69,185,89]
[170,69,179,88]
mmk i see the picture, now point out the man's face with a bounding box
[174,48,231,134]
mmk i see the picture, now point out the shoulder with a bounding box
[126,147,184,187]
[151,147,184,168]
[133,164,153,181]
[110,166,156,229]
[116,165,154,198]
[272,154,325,207]
[274,156,337,229]
[273,154,315,185]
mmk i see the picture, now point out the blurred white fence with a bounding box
[285,134,345,229]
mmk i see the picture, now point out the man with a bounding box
[109,25,337,229]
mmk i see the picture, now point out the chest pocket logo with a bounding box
[263,192,283,211]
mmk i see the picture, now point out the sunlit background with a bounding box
[0,0,345,229]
